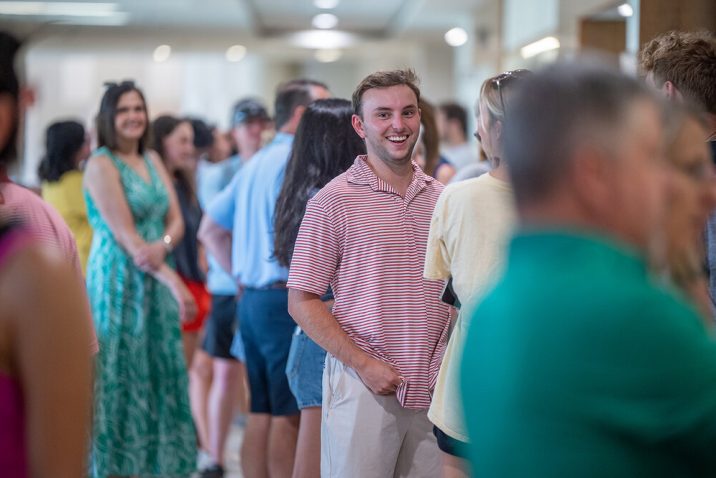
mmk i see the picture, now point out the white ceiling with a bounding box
[0,0,489,40]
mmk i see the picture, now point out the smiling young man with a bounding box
[287,69,450,477]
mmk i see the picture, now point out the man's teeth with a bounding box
[388,135,407,142]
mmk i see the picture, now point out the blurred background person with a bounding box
[273,97,365,478]
[84,81,197,478]
[0,33,97,353]
[449,148,492,183]
[0,70,83,282]
[38,120,92,273]
[639,30,716,317]
[425,69,530,478]
[0,30,94,478]
[0,219,94,478]
[659,103,716,320]
[413,98,455,184]
[229,98,271,163]
[461,61,716,478]
[437,101,478,171]
[200,79,330,478]
[152,114,209,368]
[193,115,250,477]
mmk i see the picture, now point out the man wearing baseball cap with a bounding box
[231,98,270,162]
[193,97,270,477]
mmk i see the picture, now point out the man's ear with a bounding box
[570,144,613,217]
[662,81,683,102]
[352,114,366,139]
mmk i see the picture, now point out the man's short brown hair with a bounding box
[639,30,716,114]
[352,69,421,117]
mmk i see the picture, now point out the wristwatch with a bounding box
[162,234,173,253]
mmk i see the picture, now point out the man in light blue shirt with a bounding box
[199,79,330,478]
[192,102,269,478]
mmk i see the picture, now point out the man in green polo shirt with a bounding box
[460,62,716,477]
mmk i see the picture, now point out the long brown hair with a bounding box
[151,115,197,205]
[273,99,365,267]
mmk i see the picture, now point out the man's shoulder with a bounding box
[311,172,352,204]
[444,174,509,202]
[1,183,75,242]
[245,139,292,176]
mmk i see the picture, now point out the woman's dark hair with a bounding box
[274,98,365,267]
[189,117,214,150]
[95,80,150,153]
[419,98,441,177]
[150,114,197,204]
[37,120,85,182]
[0,31,20,169]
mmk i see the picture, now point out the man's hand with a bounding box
[355,355,404,395]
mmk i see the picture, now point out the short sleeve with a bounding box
[424,191,451,280]
[287,198,339,296]
[206,169,239,230]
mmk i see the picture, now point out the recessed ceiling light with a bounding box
[289,30,356,49]
[226,45,247,62]
[314,0,339,9]
[153,44,171,63]
[312,13,338,29]
[520,36,560,59]
[315,48,342,63]
[617,3,633,17]
[444,27,468,47]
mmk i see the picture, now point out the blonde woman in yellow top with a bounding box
[39,120,92,273]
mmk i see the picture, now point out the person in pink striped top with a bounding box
[287,69,450,478]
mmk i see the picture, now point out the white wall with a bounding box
[18,31,464,185]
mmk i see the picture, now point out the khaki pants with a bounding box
[321,354,440,478]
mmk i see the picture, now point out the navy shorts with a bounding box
[433,426,469,458]
[202,294,238,360]
[285,329,326,409]
[237,288,299,416]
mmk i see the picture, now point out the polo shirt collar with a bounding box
[346,155,434,197]
[272,132,294,144]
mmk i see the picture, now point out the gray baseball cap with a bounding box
[231,98,270,127]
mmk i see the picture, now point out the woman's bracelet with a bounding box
[162,234,174,253]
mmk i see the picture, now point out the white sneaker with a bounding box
[196,449,214,471]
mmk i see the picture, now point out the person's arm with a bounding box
[198,170,241,276]
[152,262,198,323]
[149,151,184,244]
[83,154,146,258]
[288,289,403,395]
[287,198,402,395]
[130,152,185,271]
[198,215,232,275]
[3,246,93,478]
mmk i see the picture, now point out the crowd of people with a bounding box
[0,26,715,478]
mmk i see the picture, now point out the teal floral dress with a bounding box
[85,147,196,477]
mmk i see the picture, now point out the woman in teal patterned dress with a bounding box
[84,81,197,477]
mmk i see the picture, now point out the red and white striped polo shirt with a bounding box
[287,155,450,410]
